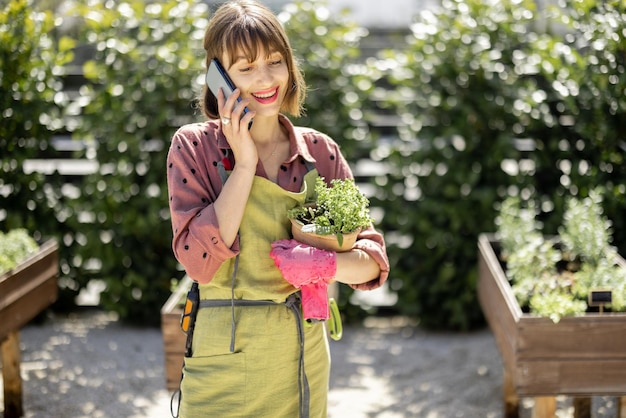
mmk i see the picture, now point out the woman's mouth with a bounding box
[252,87,279,104]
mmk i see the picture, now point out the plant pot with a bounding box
[477,233,626,417]
[290,218,359,252]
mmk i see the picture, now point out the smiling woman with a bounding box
[165,1,389,417]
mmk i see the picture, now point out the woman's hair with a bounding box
[200,0,306,119]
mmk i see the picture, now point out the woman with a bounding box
[166,1,389,417]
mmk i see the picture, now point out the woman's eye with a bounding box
[270,60,282,65]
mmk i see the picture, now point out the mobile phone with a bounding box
[206,58,252,128]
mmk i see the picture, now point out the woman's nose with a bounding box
[256,64,273,83]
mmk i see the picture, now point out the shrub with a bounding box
[282,0,373,160]
[371,0,626,329]
[65,0,208,324]
[0,0,76,302]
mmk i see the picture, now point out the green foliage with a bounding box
[5,0,625,329]
[559,189,614,265]
[287,177,372,244]
[0,0,76,303]
[0,0,74,238]
[496,190,626,322]
[64,0,208,324]
[495,197,544,257]
[371,0,539,329]
[281,1,373,159]
[372,0,626,329]
[58,0,371,324]
[0,229,39,274]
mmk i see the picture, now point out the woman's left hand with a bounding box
[269,239,336,287]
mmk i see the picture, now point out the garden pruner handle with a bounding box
[328,298,342,341]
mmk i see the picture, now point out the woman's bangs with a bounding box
[224,20,287,65]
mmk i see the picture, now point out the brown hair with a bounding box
[200,0,306,119]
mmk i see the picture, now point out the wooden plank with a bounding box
[517,316,626,360]
[503,368,520,418]
[0,240,58,302]
[1,331,23,418]
[477,234,520,372]
[515,357,626,396]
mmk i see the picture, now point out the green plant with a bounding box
[0,229,39,275]
[287,177,372,246]
[496,189,626,323]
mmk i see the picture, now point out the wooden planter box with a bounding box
[160,275,192,392]
[0,239,59,418]
[0,239,59,339]
[477,233,626,417]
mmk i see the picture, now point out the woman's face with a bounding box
[223,48,290,119]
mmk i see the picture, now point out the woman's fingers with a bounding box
[218,88,254,131]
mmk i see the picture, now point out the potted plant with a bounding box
[478,189,626,417]
[287,176,373,252]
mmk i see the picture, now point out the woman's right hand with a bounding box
[217,87,257,169]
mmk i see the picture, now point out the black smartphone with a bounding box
[206,58,252,128]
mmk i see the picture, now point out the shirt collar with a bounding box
[279,114,316,165]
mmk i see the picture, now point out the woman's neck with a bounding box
[249,115,287,145]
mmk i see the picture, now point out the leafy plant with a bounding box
[496,189,626,322]
[287,177,372,246]
[0,229,39,275]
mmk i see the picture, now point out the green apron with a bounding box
[180,169,330,418]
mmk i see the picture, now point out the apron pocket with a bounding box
[180,352,246,418]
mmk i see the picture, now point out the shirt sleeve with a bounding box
[301,130,390,290]
[166,124,239,283]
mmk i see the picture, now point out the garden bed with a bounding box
[478,233,626,417]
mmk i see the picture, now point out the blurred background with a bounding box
[2,0,625,331]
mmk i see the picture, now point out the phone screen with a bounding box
[206,58,252,120]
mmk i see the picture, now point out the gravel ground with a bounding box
[0,309,620,418]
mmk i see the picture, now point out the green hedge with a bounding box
[3,0,624,329]
[0,0,76,304]
[1,0,374,324]
[372,0,626,329]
